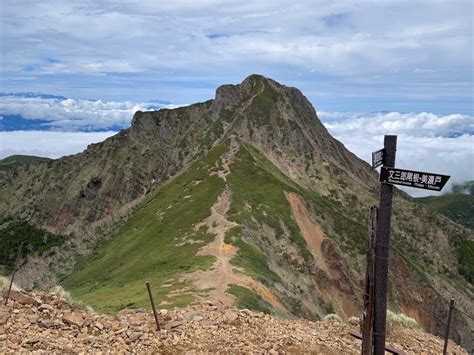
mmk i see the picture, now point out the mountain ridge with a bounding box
[0,75,473,351]
[0,155,52,173]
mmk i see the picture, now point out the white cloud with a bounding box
[320,111,474,138]
[0,108,472,198]
[1,1,471,98]
[0,131,117,159]
[320,112,474,197]
[0,95,182,131]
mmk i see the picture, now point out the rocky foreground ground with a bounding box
[0,290,467,354]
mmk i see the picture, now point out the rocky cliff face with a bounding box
[0,75,374,230]
[0,75,472,351]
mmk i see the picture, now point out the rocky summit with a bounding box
[0,75,473,352]
[0,289,467,354]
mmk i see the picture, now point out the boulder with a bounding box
[224,310,238,322]
[63,312,85,328]
[6,291,39,306]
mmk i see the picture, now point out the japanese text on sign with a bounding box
[379,167,450,191]
[372,149,384,169]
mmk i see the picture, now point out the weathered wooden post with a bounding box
[146,281,161,331]
[367,136,450,355]
[4,242,24,306]
[373,135,397,355]
[362,207,377,355]
[443,299,455,355]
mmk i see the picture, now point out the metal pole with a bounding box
[4,242,24,306]
[146,281,161,331]
[443,299,455,355]
[373,135,397,355]
[362,207,377,355]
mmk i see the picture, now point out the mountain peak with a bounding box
[214,74,287,108]
[2,75,473,351]
[240,73,276,88]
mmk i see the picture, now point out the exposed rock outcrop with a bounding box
[1,74,472,350]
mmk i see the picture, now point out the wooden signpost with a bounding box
[379,167,450,191]
[361,135,451,355]
[362,207,377,355]
[372,149,384,169]
[372,135,397,355]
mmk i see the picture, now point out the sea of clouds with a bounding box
[0,95,472,197]
[0,94,179,131]
[319,111,473,196]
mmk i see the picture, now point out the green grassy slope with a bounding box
[459,239,474,283]
[62,143,228,313]
[416,194,474,229]
[227,143,366,260]
[222,143,366,312]
[226,284,273,314]
[64,139,464,318]
[226,143,312,262]
[63,140,370,315]
[0,155,51,172]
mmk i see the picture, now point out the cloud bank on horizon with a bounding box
[1,0,472,114]
[2,93,472,135]
[0,92,472,197]
[319,111,473,197]
[0,93,180,131]
[0,0,472,197]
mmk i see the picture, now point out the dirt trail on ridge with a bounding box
[183,140,285,311]
[185,187,285,311]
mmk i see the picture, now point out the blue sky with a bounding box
[0,0,473,196]
[1,0,472,114]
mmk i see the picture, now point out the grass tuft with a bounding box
[0,275,19,292]
[50,285,95,313]
[347,316,360,326]
[387,310,422,330]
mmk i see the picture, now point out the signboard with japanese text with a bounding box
[379,166,450,191]
[372,149,384,169]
